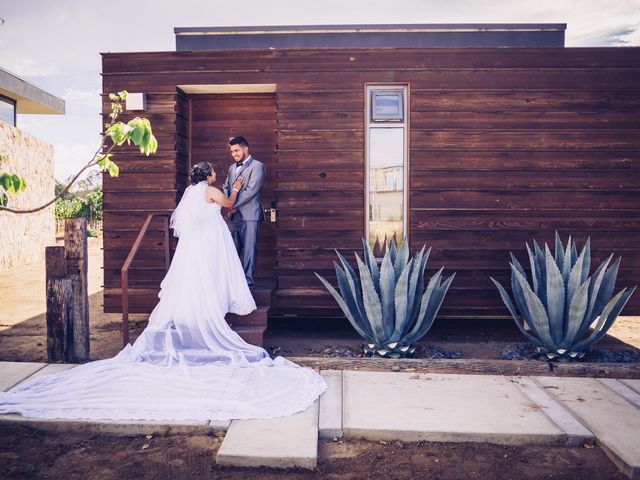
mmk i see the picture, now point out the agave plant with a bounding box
[315,237,455,358]
[491,233,636,361]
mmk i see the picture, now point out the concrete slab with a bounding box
[536,376,640,480]
[209,419,231,430]
[0,414,213,436]
[620,379,640,396]
[343,371,565,445]
[15,363,78,385]
[510,376,594,446]
[0,362,46,391]
[217,401,319,469]
[319,370,342,439]
[599,379,640,409]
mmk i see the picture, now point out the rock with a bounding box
[391,365,401,372]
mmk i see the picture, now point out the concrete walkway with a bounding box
[1,362,639,479]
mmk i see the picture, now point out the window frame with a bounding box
[364,84,409,252]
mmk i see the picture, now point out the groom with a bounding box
[222,136,266,289]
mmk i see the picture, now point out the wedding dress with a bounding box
[0,181,326,421]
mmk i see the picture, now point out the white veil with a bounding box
[169,181,207,238]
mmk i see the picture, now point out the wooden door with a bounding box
[188,93,277,280]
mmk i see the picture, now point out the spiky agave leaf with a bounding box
[526,243,540,295]
[317,238,455,358]
[388,237,398,264]
[493,236,635,360]
[394,237,410,281]
[355,253,387,344]
[333,261,371,338]
[573,286,636,351]
[490,277,545,349]
[566,240,590,329]
[404,272,455,345]
[560,277,591,348]
[379,248,396,342]
[315,272,375,343]
[362,238,380,294]
[511,266,556,349]
[544,244,565,345]
[389,258,414,343]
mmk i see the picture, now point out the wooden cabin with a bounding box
[101,24,640,328]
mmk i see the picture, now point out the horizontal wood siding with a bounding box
[189,93,277,279]
[102,48,640,318]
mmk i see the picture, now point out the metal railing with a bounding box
[121,214,171,346]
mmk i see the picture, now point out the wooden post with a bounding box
[46,246,72,362]
[64,218,90,362]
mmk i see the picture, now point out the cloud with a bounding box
[54,141,101,182]
[0,54,60,78]
[62,88,101,115]
[611,23,640,45]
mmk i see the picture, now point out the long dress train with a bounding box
[0,181,327,421]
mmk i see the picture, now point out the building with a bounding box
[0,67,64,269]
[100,24,640,321]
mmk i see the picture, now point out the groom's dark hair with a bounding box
[229,136,249,148]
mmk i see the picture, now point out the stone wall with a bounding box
[0,121,55,270]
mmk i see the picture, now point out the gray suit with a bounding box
[222,155,266,287]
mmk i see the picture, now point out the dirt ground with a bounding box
[0,423,627,480]
[0,239,638,479]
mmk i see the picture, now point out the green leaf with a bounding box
[0,173,12,191]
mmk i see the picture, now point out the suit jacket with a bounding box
[222,155,266,221]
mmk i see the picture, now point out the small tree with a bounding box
[0,91,157,214]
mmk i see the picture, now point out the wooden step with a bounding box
[251,287,273,307]
[105,279,276,313]
[226,306,268,328]
[233,326,267,347]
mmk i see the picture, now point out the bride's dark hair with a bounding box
[190,162,213,184]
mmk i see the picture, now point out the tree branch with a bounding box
[0,141,115,215]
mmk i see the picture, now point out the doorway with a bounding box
[187,92,277,280]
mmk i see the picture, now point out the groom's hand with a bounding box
[228,208,237,219]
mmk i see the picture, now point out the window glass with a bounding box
[368,127,404,249]
[0,97,16,126]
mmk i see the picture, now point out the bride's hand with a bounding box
[232,177,244,192]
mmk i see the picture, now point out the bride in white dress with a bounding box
[0,162,326,421]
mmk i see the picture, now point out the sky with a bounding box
[1,0,639,181]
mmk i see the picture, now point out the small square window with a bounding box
[0,95,16,127]
[371,90,403,122]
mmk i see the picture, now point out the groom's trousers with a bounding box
[230,212,260,287]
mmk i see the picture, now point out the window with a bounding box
[0,95,16,127]
[371,90,404,122]
[365,85,408,253]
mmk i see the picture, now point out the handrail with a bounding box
[121,213,171,346]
